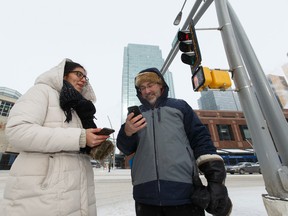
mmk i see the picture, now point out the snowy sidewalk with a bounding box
[0,168,268,215]
[94,169,268,216]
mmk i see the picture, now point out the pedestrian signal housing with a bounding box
[192,67,212,91]
[192,67,232,91]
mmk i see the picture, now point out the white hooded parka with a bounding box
[3,59,97,216]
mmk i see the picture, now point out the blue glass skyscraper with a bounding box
[198,90,242,111]
[121,43,175,123]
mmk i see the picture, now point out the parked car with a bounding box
[226,162,261,174]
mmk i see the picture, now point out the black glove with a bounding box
[206,182,232,215]
[191,175,210,209]
[199,160,232,216]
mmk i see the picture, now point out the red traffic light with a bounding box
[177,22,202,73]
[177,30,192,41]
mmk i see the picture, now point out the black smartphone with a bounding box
[127,106,142,117]
[96,127,115,135]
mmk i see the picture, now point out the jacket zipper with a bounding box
[41,155,54,189]
[186,147,197,179]
[152,109,162,205]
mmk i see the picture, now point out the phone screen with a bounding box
[96,128,115,135]
[127,106,141,117]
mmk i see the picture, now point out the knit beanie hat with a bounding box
[135,72,163,88]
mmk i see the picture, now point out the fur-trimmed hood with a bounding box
[134,67,169,107]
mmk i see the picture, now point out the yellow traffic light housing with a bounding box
[209,69,232,89]
[192,67,232,91]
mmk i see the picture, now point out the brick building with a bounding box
[122,109,288,168]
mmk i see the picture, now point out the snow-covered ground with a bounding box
[0,168,268,215]
[94,169,268,216]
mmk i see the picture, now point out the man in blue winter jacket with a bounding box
[117,68,232,216]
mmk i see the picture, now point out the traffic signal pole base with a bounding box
[262,194,288,216]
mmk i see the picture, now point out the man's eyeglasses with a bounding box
[139,83,157,92]
[70,71,89,82]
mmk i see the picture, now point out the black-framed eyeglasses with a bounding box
[139,83,157,92]
[70,71,89,82]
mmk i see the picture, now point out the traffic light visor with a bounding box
[179,41,194,52]
[177,30,192,41]
[181,52,196,66]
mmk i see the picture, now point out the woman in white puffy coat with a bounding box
[3,59,109,216]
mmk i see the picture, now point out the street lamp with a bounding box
[173,0,187,26]
[107,115,116,170]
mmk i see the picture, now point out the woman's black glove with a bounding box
[198,158,232,216]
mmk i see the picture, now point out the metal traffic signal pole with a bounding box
[161,0,288,214]
[215,0,288,214]
[228,4,288,166]
[219,1,288,213]
[226,2,288,166]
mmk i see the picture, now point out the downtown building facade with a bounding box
[121,43,175,123]
[197,73,288,111]
[192,68,288,166]
[266,74,288,109]
[195,109,288,165]
[198,90,242,111]
[119,43,257,168]
[119,45,288,168]
[0,87,21,169]
[282,63,288,81]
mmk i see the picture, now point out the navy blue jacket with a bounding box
[117,68,216,206]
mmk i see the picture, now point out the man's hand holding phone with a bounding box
[125,106,147,136]
[128,106,142,118]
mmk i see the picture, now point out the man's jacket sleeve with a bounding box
[116,124,138,155]
[182,101,217,159]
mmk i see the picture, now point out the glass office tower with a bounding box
[121,43,175,123]
[198,90,242,111]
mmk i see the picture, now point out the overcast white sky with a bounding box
[1,0,288,136]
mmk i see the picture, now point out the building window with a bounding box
[0,100,13,117]
[216,124,234,141]
[239,125,251,141]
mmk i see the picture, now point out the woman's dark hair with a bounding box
[64,61,85,76]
